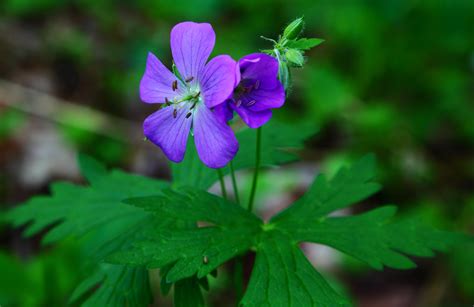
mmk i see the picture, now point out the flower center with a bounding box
[165,76,202,119]
[234,78,259,108]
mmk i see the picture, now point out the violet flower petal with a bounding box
[199,55,237,108]
[140,52,182,103]
[170,22,215,81]
[239,53,280,88]
[193,104,239,168]
[213,99,234,122]
[243,81,285,112]
[232,104,273,128]
[143,105,192,162]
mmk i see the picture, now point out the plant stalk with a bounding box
[247,127,262,212]
[229,161,240,205]
[217,169,227,200]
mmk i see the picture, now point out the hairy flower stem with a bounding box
[247,127,262,212]
[230,161,240,205]
[217,169,227,200]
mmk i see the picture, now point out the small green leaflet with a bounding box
[172,120,318,189]
[110,155,464,306]
[286,38,324,50]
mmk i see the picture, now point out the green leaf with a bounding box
[108,189,262,282]
[10,155,465,306]
[241,230,349,307]
[172,120,318,189]
[77,153,107,184]
[7,156,166,306]
[270,155,465,271]
[285,206,462,270]
[174,277,205,307]
[7,165,167,249]
[70,264,151,307]
[271,154,380,224]
[286,38,324,50]
[282,17,304,40]
[111,155,463,305]
[285,49,304,67]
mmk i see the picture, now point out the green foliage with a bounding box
[2,0,63,16]
[174,277,205,307]
[172,120,318,189]
[286,38,324,50]
[261,16,324,91]
[0,109,25,140]
[0,243,82,307]
[70,264,151,307]
[6,155,166,306]
[282,17,304,40]
[108,189,261,282]
[7,153,465,306]
[109,156,462,306]
[241,231,348,306]
[285,48,304,67]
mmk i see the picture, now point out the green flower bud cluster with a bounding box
[261,17,324,92]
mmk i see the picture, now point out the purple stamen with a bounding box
[246,100,256,106]
[185,76,194,82]
[172,80,178,91]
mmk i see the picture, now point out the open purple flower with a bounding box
[140,22,239,168]
[215,53,285,128]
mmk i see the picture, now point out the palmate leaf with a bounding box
[111,155,464,306]
[7,155,168,306]
[108,189,262,282]
[172,120,318,189]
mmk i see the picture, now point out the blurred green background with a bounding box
[1,0,473,306]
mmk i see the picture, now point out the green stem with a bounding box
[247,127,262,212]
[229,160,243,303]
[229,161,240,205]
[217,169,227,200]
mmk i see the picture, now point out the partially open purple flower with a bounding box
[140,22,239,168]
[215,53,285,128]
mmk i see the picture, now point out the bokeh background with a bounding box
[1,0,473,306]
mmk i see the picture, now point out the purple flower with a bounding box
[140,22,239,168]
[215,53,285,128]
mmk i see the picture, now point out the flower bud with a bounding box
[283,17,304,40]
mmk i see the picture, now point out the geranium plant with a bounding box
[7,18,468,306]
